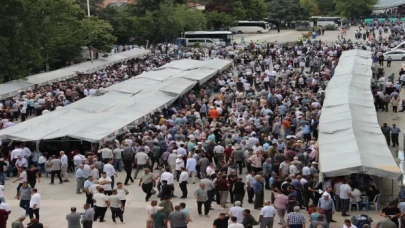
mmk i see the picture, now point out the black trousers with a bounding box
[247,187,254,203]
[51,170,63,183]
[197,201,210,215]
[28,180,36,188]
[123,160,133,184]
[236,161,243,174]
[28,208,40,220]
[86,192,94,207]
[83,221,93,228]
[392,134,399,146]
[229,187,234,204]
[121,200,126,214]
[142,182,153,200]
[179,181,188,197]
[110,207,123,223]
[234,193,245,206]
[94,206,107,221]
[384,133,391,145]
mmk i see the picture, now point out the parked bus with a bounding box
[183,31,234,45]
[230,21,271,34]
[310,16,342,28]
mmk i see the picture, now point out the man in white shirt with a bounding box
[339,180,353,217]
[229,216,245,228]
[179,167,189,199]
[259,201,276,228]
[98,146,113,163]
[99,172,113,196]
[175,155,184,181]
[228,201,244,223]
[160,168,174,185]
[60,151,69,182]
[103,160,117,189]
[134,151,149,179]
[11,145,24,165]
[186,155,197,184]
[302,163,311,176]
[15,155,28,169]
[93,188,109,222]
[73,153,85,170]
[29,188,41,221]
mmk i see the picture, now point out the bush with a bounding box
[324,24,336,30]
[193,41,201,48]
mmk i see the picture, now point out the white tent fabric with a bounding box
[0,59,231,143]
[0,80,36,100]
[161,58,233,72]
[318,50,401,180]
[0,49,151,99]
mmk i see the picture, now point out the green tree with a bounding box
[315,0,336,15]
[74,0,105,16]
[300,0,320,18]
[205,10,235,30]
[81,17,117,53]
[0,0,43,81]
[241,0,267,21]
[268,0,300,22]
[334,0,377,19]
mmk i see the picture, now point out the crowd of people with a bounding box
[0,21,403,228]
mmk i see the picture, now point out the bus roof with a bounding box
[237,20,268,23]
[184,31,233,35]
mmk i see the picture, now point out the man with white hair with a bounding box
[287,206,306,228]
[317,193,335,224]
[228,201,244,223]
[60,151,69,182]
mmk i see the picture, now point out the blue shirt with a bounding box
[76,168,88,179]
[252,180,263,194]
[302,125,310,134]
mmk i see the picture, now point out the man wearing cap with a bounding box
[317,193,335,224]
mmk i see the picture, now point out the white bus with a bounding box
[183,31,234,45]
[230,21,271,34]
[310,16,342,28]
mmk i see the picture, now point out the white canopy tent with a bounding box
[0,48,150,99]
[0,58,232,143]
[0,80,36,100]
[318,50,401,180]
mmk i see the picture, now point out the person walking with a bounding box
[122,145,134,185]
[26,165,40,188]
[179,167,189,198]
[76,164,88,194]
[387,56,392,67]
[60,151,70,182]
[93,188,109,222]
[216,174,230,209]
[253,175,264,210]
[17,182,31,216]
[103,159,117,189]
[28,188,41,223]
[66,207,81,228]
[48,155,63,184]
[317,193,335,224]
[115,182,129,214]
[81,204,95,228]
[274,192,289,227]
[139,167,155,202]
[194,183,210,217]
[108,190,124,224]
[134,150,149,179]
[13,167,27,196]
[391,124,401,147]
[259,201,276,228]
[287,206,306,228]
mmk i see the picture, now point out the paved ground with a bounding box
[3,27,402,227]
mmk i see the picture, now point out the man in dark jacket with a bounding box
[242,209,258,228]
[233,178,246,207]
